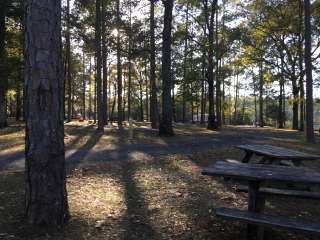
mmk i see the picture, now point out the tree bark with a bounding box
[88,57,92,120]
[25,0,69,225]
[215,5,221,128]
[182,2,189,123]
[116,0,123,128]
[102,0,108,125]
[159,0,174,136]
[82,51,86,119]
[0,1,7,128]
[200,51,206,124]
[139,71,144,121]
[96,0,103,131]
[66,0,72,122]
[259,61,264,127]
[278,54,285,128]
[206,0,218,130]
[292,76,299,130]
[127,0,132,121]
[298,0,304,132]
[150,0,159,129]
[304,0,315,143]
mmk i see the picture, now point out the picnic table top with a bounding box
[237,144,320,160]
[202,161,320,185]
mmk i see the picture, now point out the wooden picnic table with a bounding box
[202,161,320,240]
[237,144,320,166]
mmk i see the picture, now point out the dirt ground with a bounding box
[0,122,320,240]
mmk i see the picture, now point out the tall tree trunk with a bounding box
[150,0,159,129]
[292,76,299,130]
[102,0,108,125]
[25,0,69,225]
[182,2,189,123]
[127,0,132,121]
[304,0,315,143]
[259,61,264,127]
[159,0,174,136]
[278,54,285,128]
[206,0,218,130]
[0,1,7,128]
[117,0,123,128]
[215,5,221,128]
[172,70,177,122]
[233,71,239,124]
[96,0,103,130]
[145,61,149,121]
[110,82,116,122]
[66,0,72,122]
[94,57,97,123]
[82,51,86,119]
[88,57,92,120]
[200,51,206,124]
[298,0,304,132]
[139,71,144,121]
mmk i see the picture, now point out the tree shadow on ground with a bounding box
[67,130,103,171]
[119,159,161,240]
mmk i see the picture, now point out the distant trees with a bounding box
[0,0,318,141]
[25,0,69,225]
[0,1,7,128]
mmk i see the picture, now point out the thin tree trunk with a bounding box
[82,51,86,119]
[200,51,206,124]
[304,0,315,142]
[150,0,159,129]
[66,0,72,122]
[139,71,144,121]
[234,71,239,123]
[182,2,189,123]
[102,0,108,125]
[215,5,221,128]
[292,76,299,130]
[278,54,285,128]
[298,0,304,132]
[88,57,92,120]
[117,0,123,128]
[94,57,97,123]
[25,0,69,225]
[127,0,132,121]
[145,61,149,121]
[259,61,264,127]
[159,0,174,136]
[96,0,103,130]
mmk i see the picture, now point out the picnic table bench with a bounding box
[237,144,320,166]
[202,161,320,240]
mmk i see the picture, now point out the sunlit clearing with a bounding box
[112,28,119,37]
[68,173,125,221]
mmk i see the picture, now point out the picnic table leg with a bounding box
[242,151,253,163]
[247,181,265,240]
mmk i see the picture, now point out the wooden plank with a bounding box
[216,208,320,235]
[202,161,320,185]
[237,145,320,160]
[237,185,320,200]
[247,181,265,240]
